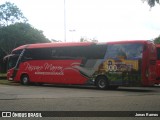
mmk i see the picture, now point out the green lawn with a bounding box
[0,79,20,85]
[0,73,19,85]
[0,73,7,77]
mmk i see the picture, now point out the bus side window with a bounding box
[23,50,32,61]
[84,45,107,59]
[157,48,160,60]
[50,45,107,60]
[51,49,57,57]
[51,48,69,59]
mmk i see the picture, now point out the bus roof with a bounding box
[13,40,151,52]
[106,40,151,44]
[13,42,95,51]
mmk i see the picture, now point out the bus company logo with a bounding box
[24,62,43,71]
[24,62,64,75]
[2,112,11,117]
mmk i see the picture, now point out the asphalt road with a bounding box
[0,84,160,120]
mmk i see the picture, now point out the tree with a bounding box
[142,0,159,7]
[0,23,50,72]
[0,48,6,72]
[80,37,86,42]
[154,35,160,44]
[0,23,50,55]
[0,2,51,73]
[0,2,27,26]
[80,36,98,42]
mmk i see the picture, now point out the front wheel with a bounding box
[21,74,30,85]
[96,76,109,89]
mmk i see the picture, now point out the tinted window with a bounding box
[12,49,23,55]
[22,44,107,60]
[8,55,19,69]
[23,48,51,60]
[51,44,107,59]
[157,48,160,60]
[88,44,107,59]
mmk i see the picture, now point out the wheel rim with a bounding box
[23,76,28,84]
[98,79,106,88]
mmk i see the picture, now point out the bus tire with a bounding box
[21,74,30,85]
[95,76,109,89]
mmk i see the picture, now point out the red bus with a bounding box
[155,44,160,84]
[5,40,156,89]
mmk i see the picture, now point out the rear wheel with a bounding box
[21,74,30,85]
[96,76,109,89]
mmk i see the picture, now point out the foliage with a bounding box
[0,2,27,26]
[0,2,51,73]
[0,23,50,55]
[0,48,6,72]
[80,37,98,42]
[142,0,159,7]
[154,35,160,44]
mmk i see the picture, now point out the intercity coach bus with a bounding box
[5,40,156,89]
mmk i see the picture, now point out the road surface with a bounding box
[0,84,160,120]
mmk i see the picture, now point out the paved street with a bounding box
[0,84,160,120]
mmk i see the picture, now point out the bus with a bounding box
[155,44,160,84]
[5,40,156,89]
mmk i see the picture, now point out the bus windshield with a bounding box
[8,55,19,69]
[7,49,24,70]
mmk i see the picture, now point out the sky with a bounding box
[0,0,160,42]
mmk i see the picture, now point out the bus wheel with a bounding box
[21,74,30,85]
[96,76,108,89]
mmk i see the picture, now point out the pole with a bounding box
[64,0,66,42]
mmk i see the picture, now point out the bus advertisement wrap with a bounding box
[4,40,157,89]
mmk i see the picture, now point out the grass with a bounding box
[0,73,7,77]
[0,79,20,85]
[0,73,19,85]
